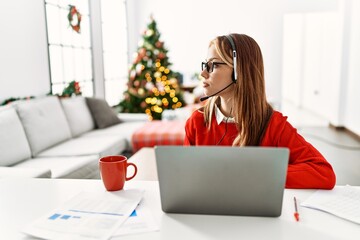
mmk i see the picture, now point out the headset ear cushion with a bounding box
[226,35,237,83]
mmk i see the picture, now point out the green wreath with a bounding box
[68,5,81,33]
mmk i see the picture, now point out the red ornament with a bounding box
[139,48,146,57]
[133,53,141,64]
[158,52,165,59]
[140,101,147,108]
[155,41,163,48]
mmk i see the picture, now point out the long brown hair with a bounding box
[203,33,273,146]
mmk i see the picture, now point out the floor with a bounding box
[281,100,360,186]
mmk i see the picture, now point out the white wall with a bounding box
[301,11,343,124]
[281,0,340,112]
[282,0,360,135]
[0,0,50,102]
[282,13,304,107]
[344,0,360,135]
[127,0,286,105]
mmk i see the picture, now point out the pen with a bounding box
[293,196,300,221]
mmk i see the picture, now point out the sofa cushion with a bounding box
[61,96,95,137]
[14,156,99,179]
[0,166,51,178]
[0,105,32,166]
[81,121,146,151]
[15,96,72,157]
[86,97,122,129]
[36,136,127,158]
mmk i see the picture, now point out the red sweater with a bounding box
[184,110,336,189]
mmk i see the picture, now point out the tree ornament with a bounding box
[140,101,147,108]
[145,82,155,90]
[147,59,153,67]
[155,41,163,48]
[154,71,162,78]
[133,53,140,64]
[138,88,145,96]
[135,64,143,74]
[67,5,82,34]
[146,29,154,36]
[139,48,146,57]
[158,52,165,59]
[130,70,136,80]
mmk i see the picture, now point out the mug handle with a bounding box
[125,162,138,181]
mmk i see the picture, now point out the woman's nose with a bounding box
[200,69,208,79]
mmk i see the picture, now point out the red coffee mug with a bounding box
[99,155,138,191]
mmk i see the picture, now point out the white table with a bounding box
[2,148,360,239]
[0,178,359,240]
[128,147,158,181]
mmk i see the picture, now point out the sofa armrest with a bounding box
[0,166,51,178]
[117,113,149,122]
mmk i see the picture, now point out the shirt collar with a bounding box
[215,104,235,125]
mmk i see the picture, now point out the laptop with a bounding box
[154,146,289,217]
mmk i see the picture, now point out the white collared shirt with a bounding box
[215,104,235,125]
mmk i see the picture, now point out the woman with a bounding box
[184,33,336,189]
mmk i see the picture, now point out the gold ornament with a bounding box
[154,71,162,78]
[138,88,145,95]
[146,29,154,36]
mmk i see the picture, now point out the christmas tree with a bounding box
[118,17,185,120]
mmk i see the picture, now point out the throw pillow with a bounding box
[61,97,95,137]
[85,97,122,129]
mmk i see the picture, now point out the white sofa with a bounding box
[0,96,147,179]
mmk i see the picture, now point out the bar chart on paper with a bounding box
[48,213,81,220]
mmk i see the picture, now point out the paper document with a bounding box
[301,185,360,224]
[22,189,144,240]
[113,202,159,238]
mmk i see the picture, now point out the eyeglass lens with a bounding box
[202,61,213,73]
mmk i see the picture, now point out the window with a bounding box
[101,0,129,106]
[45,0,93,96]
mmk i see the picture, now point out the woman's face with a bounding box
[201,44,234,99]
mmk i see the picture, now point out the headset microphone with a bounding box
[200,81,235,102]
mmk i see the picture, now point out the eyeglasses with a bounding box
[201,61,227,73]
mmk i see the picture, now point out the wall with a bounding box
[0,0,50,102]
[282,0,360,135]
[301,10,343,125]
[344,1,360,135]
[127,0,286,105]
[282,0,341,112]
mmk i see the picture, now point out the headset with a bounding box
[225,35,237,83]
[200,34,238,102]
